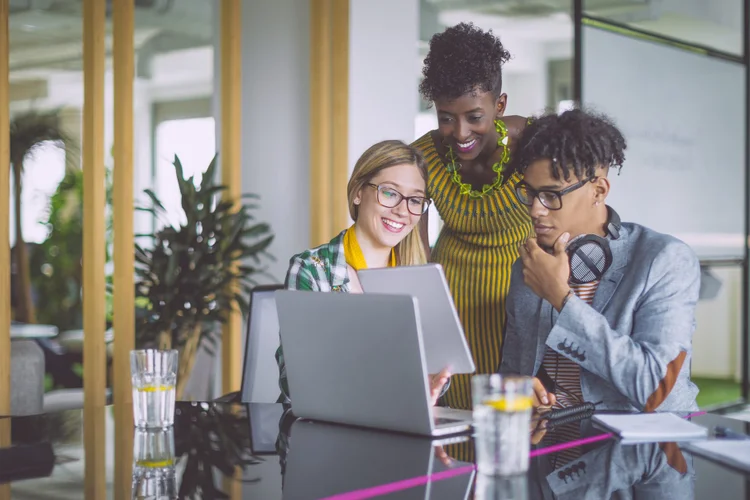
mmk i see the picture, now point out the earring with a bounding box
[354,199,360,205]
[595,201,600,206]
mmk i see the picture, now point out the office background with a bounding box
[1,0,748,496]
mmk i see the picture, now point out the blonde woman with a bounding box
[276,140,451,404]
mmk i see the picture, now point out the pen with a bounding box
[715,426,750,440]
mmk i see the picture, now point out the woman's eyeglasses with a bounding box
[367,183,431,216]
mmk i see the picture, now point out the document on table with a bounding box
[683,440,750,472]
[719,405,750,423]
[592,413,708,443]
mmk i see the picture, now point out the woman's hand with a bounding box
[429,368,451,406]
[434,445,454,466]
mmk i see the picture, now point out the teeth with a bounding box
[457,139,476,149]
[383,219,404,229]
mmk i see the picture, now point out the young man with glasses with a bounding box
[499,109,700,413]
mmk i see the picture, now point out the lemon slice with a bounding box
[136,384,175,393]
[136,458,175,468]
[485,396,533,412]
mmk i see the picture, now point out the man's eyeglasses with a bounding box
[367,183,431,216]
[514,176,596,211]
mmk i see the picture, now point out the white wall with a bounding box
[693,267,742,380]
[215,0,311,285]
[348,0,420,172]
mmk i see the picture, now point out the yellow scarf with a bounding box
[343,225,396,271]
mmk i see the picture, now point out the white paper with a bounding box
[719,406,750,423]
[593,413,708,443]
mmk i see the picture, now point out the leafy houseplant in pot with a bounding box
[134,155,274,398]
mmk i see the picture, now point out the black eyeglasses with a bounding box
[367,183,431,216]
[514,176,596,211]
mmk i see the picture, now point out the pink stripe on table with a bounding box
[685,411,706,419]
[529,432,614,458]
[320,465,476,500]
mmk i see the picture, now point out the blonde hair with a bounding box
[347,140,428,266]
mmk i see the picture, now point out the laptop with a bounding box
[275,290,473,437]
[358,264,475,374]
[283,419,475,500]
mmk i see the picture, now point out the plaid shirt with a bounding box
[274,229,450,404]
[276,230,349,402]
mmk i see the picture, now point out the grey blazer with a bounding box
[530,438,695,500]
[500,222,700,412]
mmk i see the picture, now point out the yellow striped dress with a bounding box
[413,132,533,410]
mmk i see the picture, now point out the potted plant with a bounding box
[135,155,274,398]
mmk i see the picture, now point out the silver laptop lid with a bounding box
[358,264,476,374]
[275,290,434,435]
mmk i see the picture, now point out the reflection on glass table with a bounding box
[4,405,750,499]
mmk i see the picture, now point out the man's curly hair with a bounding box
[510,109,627,182]
[419,22,511,102]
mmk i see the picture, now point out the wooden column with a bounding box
[330,0,349,232]
[310,0,334,246]
[309,0,350,245]
[113,0,135,497]
[0,0,11,495]
[82,0,107,497]
[220,0,242,396]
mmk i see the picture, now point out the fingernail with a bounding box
[542,395,549,405]
[562,232,570,243]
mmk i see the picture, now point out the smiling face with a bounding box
[434,89,506,162]
[353,163,427,251]
[522,158,611,249]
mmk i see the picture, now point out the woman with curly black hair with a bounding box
[412,22,534,410]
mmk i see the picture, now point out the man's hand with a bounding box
[429,368,451,407]
[530,416,548,445]
[532,377,556,410]
[519,233,572,311]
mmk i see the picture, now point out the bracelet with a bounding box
[560,289,575,310]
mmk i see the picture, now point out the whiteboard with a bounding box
[583,26,746,259]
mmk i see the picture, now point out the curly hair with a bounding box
[510,109,627,182]
[419,22,511,102]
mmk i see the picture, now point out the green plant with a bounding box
[10,109,69,323]
[30,165,114,333]
[135,155,273,397]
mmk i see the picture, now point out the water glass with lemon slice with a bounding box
[472,374,533,476]
[132,428,177,499]
[131,349,178,429]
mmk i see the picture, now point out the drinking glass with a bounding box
[472,374,533,476]
[131,349,178,429]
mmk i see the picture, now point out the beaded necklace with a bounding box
[444,119,510,199]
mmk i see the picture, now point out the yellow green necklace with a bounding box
[445,119,510,199]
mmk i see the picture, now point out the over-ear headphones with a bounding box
[566,206,621,284]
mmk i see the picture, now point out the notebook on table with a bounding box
[592,413,708,444]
